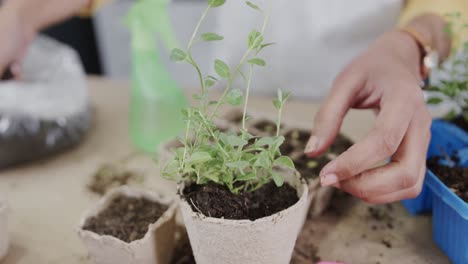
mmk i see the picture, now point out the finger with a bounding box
[319,85,422,186]
[362,164,426,204]
[305,64,366,156]
[339,106,431,201]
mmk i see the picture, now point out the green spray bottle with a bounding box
[126,0,187,153]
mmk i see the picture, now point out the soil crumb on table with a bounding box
[83,195,167,243]
[88,164,143,195]
[183,181,298,220]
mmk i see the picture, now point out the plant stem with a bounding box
[210,1,273,120]
[198,112,230,157]
[186,4,211,113]
[276,104,283,137]
[181,112,192,168]
[242,64,254,130]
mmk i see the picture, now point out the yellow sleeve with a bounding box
[79,0,113,17]
[400,0,468,42]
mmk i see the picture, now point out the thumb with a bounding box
[305,67,365,156]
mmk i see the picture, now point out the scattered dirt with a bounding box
[1,68,13,80]
[88,164,143,195]
[294,154,330,179]
[83,195,168,243]
[451,115,468,132]
[183,181,298,220]
[280,129,311,154]
[329,135,354,155]
[427,156,468,202]
[252,120,282,136]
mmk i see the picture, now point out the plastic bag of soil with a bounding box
[0,36,90,169]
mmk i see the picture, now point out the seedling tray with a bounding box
[402,120,468,215]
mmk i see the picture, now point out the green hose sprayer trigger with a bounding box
[125,0,187,153]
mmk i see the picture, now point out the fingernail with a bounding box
[321,173,338,186]
[305,136,320,154]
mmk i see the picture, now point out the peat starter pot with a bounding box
[77,186,177,264]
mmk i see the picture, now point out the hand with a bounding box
[0,5,34,78]
[0,0,91,78]
[305,30,432,204]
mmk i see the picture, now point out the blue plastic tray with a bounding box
[421,120,468,264]
[402,120,468,215]
[426,168,468,264]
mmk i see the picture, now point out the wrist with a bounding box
[377,30,422,79]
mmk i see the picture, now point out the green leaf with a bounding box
[201,32,224,41]
[253,152,271,168]
[273,99,281,110]
[202,172,220,183]
[205,79,216,87]
[445,109,457,120]
[255,137,275,147]
[227,161,249,170]
[226,134,248,147]
[248,58,266,66]
[274,156,295,169]
[272,172,284,187]
[281,91,291,102]
[226,88,243,106]
[258,42,275,52]
[248,30,263,49]
[187,152,212,165]
[207,0,225,7]
[245,1,260,11]
[427,97,443,105]
[236,172,257,181]
[214,59,230,78]
[170,48,187,62]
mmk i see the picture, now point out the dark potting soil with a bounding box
[253,120,282,136]
[427,156,468,202]
[1,68,13,80]
[83,195,168,243]
[183,181,299,220]
[294,154,330,179]
[451,115,468,132]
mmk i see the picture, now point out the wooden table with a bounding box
[0,77,449,264]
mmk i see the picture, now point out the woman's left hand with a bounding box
[304,26,447,204]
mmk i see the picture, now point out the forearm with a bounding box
[3,0,90,33]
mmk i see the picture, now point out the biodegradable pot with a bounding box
[77,186,178,264]
[0,199,8,261]
[179,169,308,264]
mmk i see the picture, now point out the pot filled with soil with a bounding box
[178,168,308,264]
[77,186,177,264]
[0,198,8,261]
